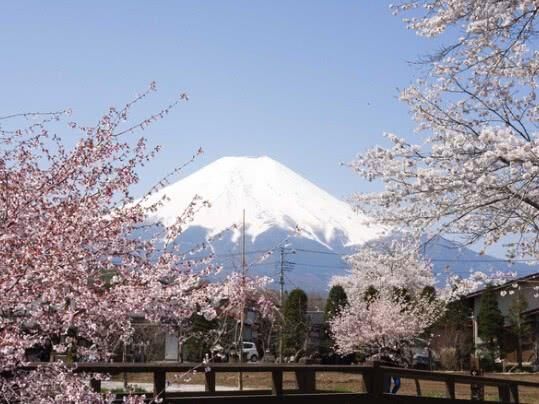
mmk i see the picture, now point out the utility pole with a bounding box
[278,246,295,363]
[238,209,246,390]
[279,247,284,363]
[279,247,286,305]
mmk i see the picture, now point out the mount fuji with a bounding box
[144,156,537,292]
[147,156,386,248]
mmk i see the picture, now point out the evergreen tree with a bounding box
[420,286,436,302]
[364,285,379,302]
[282,288,308,357]
[507,289,530,370]
[477,285,505,359]
[445,299,471,325]
[321,285,348,355]
[324,285,348,321]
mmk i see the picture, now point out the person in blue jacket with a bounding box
[380,347,402,394]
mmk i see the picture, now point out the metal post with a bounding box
[238,209,246,390]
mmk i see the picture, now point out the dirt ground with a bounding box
[113,370,539,402]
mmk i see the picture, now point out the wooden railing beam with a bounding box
[18,361,539,403]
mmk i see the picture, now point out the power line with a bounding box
[207,255,539,274]
[294,248,341,256]
[292,262,347,269]
[226,260,539,274]
[431,258,538,263]
[181,245,539,265]
[295,247,539,264]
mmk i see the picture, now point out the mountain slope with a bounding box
[144,156,537,292]
[146,156,386,249]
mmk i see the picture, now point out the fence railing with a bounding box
[23,361,539,403]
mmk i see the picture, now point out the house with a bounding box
[465,273,539,366]
[163,305,267,362]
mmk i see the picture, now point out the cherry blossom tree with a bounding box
[352,1,539,259]
[330,290,440,354]
[443,270,516,300]
[330,239,443,354]
[0,84,271,402]
[332,238,435,295]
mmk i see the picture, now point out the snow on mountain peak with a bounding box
[147,156,386,248]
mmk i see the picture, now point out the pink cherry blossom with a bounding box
[351,1,539,259]
[0,85,270,402]
[330,239,443,353]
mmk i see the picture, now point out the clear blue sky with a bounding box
[1,1,436,199]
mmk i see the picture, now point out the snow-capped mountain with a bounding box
[147,156,386,248]
[144,156,538,292]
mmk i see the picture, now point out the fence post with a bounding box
[90,378,101,393]
[445,379,456,399]
[498,384,511,403]
[154,370,166,401]
[295,368,315,393]
[205,370,216,393]
[272,369,283,396]
[414,378,422,397]
[362,364,374,395]
[509,383,520,403]
[370,361,385,399]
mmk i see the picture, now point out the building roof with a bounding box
[521,306,539,317]
[465,272,539,299]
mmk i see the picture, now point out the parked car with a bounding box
[241,342,259,362]
[412,350,440,370]
[226,342,260,362]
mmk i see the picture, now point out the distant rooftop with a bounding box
[465,272,539,299]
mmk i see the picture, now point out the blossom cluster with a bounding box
[330,239,443,354]
[352,1,539,258]
[0,85,271,402]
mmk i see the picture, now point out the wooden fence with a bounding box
[25,361,539,403]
